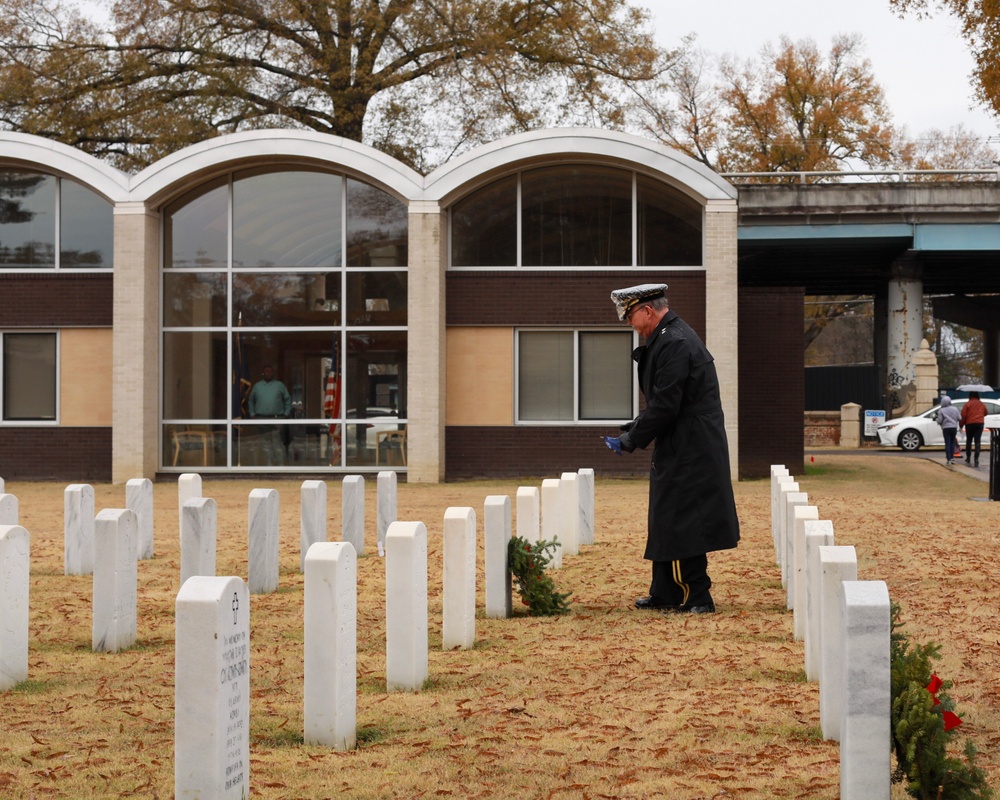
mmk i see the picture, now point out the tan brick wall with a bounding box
[446,328,513,425]
[112,203,161,483]
[406,203,447,482]
[61,328,113,427]
[705,199,739,479]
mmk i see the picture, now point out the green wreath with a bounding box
[507,535,571,617]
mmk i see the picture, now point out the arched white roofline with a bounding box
[0,131,130,202]
[129,128,425,206]
[423,128,737,206]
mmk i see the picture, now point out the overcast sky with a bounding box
[650,0,999,143]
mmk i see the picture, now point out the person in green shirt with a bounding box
[249,365,292,465]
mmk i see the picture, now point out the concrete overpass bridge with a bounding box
[729,174,1000,411]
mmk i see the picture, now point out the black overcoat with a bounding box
[626,310,740,562]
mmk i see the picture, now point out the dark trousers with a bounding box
[651,555,713,608]
[943,427,958,462]
[965,423,984,462]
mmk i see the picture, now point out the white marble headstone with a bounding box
[92,508,138,653]
[0,524,29,691]
[0,493,16,526]
[791,504,819,621]
[540,479,562,569]
[304,542,357,750]
[776,481,799,581]
[840,580,891,800]
[175,575,250,799]
[376,471,397,558]
[64,484,94,576]
[558,473,581,557]
[342,476,365,556]
[385,521,428,691]
[782,491,808,599]
[577,468,595,546]
[442,507,476,651]
[515,487,540,545]
[818,545,858,741]
[125,478,154,560]
[484,495,512,619]
[180,497,217,585]
[300,480,327,573]
[804,520,835,680]
[248,489,279,594]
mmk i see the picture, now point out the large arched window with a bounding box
[450,166,702,268]
[162,168,408,471]
[0,171,113,269]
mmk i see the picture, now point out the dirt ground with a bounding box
[0,454,997,798]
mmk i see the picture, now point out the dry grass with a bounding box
[1,454,998,799]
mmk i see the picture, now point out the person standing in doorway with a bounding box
[603,283,740,614]
[937,395,961,467]
[249,365,292,466]
[960,391,987,468]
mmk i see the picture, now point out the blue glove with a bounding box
[603,435,622,455]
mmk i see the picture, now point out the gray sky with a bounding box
[651,0,999,142]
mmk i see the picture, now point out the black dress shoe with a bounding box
[676,603,716,614]
[634,595,676,610]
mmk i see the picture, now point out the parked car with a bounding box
[877,398,1000,451]
[345,407,401,451]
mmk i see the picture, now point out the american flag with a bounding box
[324,338,342,464]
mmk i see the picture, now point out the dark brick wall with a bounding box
[0,427,112,481]
[447,270,706,333]
[738,287,804,478]
[446,426,647,480]
[0,273,113,327]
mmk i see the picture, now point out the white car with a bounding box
[877,399,1000,451]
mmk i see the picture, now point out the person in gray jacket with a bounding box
[937,395,961,466]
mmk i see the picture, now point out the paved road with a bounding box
[808,447,992,483]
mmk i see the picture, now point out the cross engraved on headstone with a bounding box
[233,593,239,625]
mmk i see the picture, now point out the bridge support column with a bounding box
[886,256,923,418]
[985,329,1000,389]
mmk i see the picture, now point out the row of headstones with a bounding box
[771,464,889,800]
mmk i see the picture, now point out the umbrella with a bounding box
[957,384,993,392]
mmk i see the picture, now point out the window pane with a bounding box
[164,272,228,327]
[345,271,406,326]
[518,332,573,420]
[451,175,517,267]
[233,169,342,268]
[60,180,113,268]
[522,167,632,267]
[344,330,406,467]
[234,273,341,327]
[0,172,56,268]
[164,424,228,468]
[580,332,633,419]
[346,179,408,267]
[3,333,56,420]
[637,175,702,266]
[164,178,228,268]
[163,331,229,419]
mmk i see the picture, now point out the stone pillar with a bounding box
[113,203,160,483]
[304,542,357,750]
[377,471,397,557]
[406,203,446,483]
[342,476,365,556]
[840,580,891,800]
[64,484,94,576]
[300,480,327,573]
[385,521,428,691]
[181,497,217,584]
[912,338,939,415]
[92,508,138,653]
[886,256,923,419]
[0,524,29,691]
[790,505,819,622]
[704,198,740,480]
[804,520,835,680]
[516,487,540,545]
[248,489,279,594]
[577,469,595,546]
[442,507,476,650]
[125,478,154,560]
[558,473,581,557]
[818,545,858,741]
[540,479,562,569]
[484,495,512,619]
[840,403,861,449]
[175,575,250,799]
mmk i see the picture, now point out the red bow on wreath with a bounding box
[926,674,963,732]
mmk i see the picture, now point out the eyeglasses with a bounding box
[625,303,647,324]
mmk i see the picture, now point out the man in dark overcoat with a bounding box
[605,283,740,614]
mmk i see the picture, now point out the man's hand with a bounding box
[603,435,622,455]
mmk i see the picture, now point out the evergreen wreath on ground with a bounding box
[507,535,571,616]
[890,603,993,800]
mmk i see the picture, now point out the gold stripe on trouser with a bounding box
[672,560,690,606]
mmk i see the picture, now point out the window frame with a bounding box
[0,330,60,425]
[514,328,637,425]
